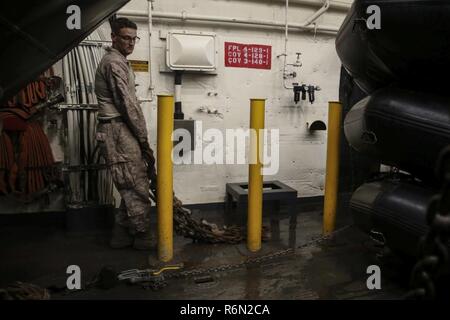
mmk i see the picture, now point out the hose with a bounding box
[61,34,113,206]
[74,47,87,105]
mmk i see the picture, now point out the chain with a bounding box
[141,276,168,291]
[0,282,50,300]
[145,146,264,244]
[165,231,337,281]
[142,144,352,290]
[139,232,337,293]
[405,146,450,300]
[167,248,296,280]
[136,247,296,291]
[135,226,347,292]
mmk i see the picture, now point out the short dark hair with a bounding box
[110,17,137,35]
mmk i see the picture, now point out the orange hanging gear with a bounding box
[35,80,47,100]
[1,68,58,196]
[0,131,14,194]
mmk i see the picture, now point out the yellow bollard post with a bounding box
[157,95,174,262]
[247,99,265,252]
[323,101,343,236]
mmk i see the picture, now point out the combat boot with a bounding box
[133,231,156,250]
[109,223,133,249]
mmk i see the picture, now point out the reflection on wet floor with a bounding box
[0,204,409,299]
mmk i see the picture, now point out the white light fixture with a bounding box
[166,30,217,71]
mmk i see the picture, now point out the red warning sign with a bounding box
[225,42,272,70]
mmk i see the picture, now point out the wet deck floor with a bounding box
[0,206,410,299]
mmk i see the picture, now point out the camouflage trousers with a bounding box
[96,121,151,233]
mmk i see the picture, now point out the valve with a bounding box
[307,85,321,104]
[293,84,320,104]
[293,84,306,104]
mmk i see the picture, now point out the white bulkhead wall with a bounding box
[117,0,353,204]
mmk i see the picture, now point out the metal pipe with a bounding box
[67,51,78,203]
[82,109,89,200]
[78,46,93,104]
[74,48,87,104]
[81,44,101,201]
[323,101,342,235]
[157,95,174,262]
[90,45,99,66]
[147,0,154,101]
[82,45,97,104]
[281,0,330,89]
[296,0,348,10]
[62,56,72,104]
[73,109,81,201]
[247,98,265,252]
[86,48,98,104]
[118,10,340,34]
[89,110,96,163]
[66,109,75,201]
[285,0,289,53]
[67,51,76,104]
[69,51,79,104]
[303,0,330,26]
[244,0,350,11]
[71,51,80,104]
[282,0,292,90]
[174,71,184,119]
[88,110,96,199]
[79,46,92,199]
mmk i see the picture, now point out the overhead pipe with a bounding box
[294,0,348,10]
[118,10,340,34]
[303,0,331,27]
[244,0,350,11]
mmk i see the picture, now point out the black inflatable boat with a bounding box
[344,87,450,183]
[337,0,450,262]
[350,178,440,257]
[336,0,450,95]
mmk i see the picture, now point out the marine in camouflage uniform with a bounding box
[94,18,154,250]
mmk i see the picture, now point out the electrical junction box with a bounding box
[166,31,217,72]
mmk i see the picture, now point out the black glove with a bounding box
[140,140,154,164]
[139,140,157,193]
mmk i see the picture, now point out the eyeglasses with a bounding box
[117,35,140,43]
